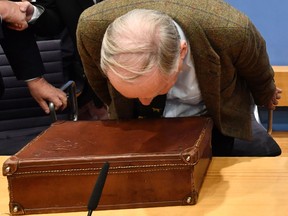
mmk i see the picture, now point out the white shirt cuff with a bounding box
[29,5,44,23]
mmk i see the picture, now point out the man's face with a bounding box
[107,66,179,106]
[105,40,187,106]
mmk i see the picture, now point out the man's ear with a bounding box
[180,40,188,60]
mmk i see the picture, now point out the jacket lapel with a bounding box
[177,18,221,125]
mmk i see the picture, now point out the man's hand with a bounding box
[27,77,68,114]
[266,87,282,110]
[17,1,35,22]
[0,1,33,31]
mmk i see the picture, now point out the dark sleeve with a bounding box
[0,25,3,39]
[0,25,45,80]
[0,24,4,97]
[31,0,65,37]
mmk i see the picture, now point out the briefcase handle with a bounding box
[49,80,78,122]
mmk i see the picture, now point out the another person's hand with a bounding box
[17,1,35,22]
[27,77,68,114]
[266,87,282,110]
[1,1,32,31]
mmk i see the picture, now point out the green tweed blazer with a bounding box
[76,0,275,140]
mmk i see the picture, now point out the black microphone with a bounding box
[87,162,110,216]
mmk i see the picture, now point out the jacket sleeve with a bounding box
[0,25,3,39]
[0,25,45,80]
[235,20,275,106]
[76,14,112,106]
[31,0,65,37]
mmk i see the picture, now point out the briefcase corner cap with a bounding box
[2,156,19,176]
[9,202,25,215]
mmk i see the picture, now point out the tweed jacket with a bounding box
[76,0,275,140]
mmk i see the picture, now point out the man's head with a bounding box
[101,9,187,105]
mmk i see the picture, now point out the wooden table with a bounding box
[273,66,288,107]
[1,156,288,216]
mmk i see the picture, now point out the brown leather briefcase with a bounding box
[3,117,213,215]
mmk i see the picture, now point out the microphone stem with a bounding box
[87,209,93,216]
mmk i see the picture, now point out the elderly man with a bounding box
[76,0,282,156]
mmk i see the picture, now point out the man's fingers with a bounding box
[39,95,66,114]
[38,100,50,114]
[52,99,63,111]
[16,1,30,12]
[268,103,276,110]
[51,93,68,112]
[59,94,68,110]
[7,22,28,31]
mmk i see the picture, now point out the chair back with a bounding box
[0,40,68,154]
